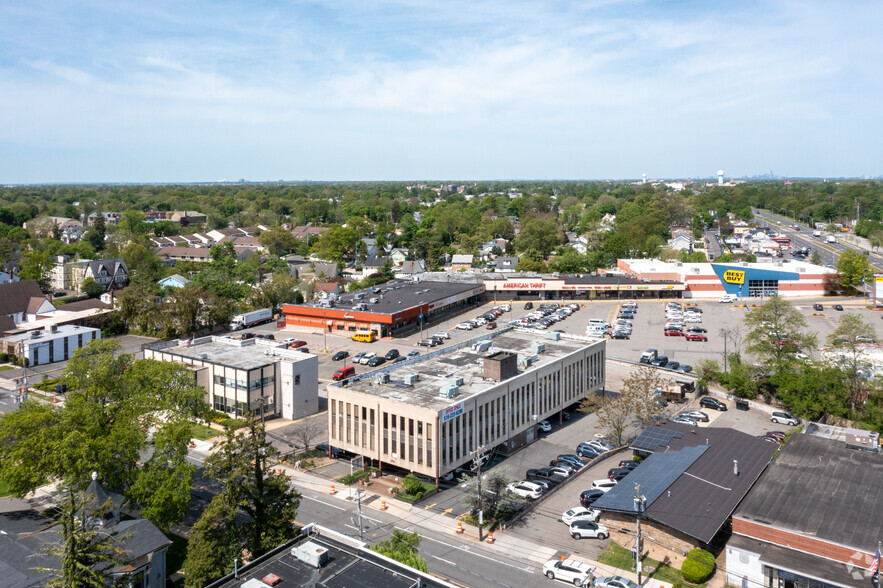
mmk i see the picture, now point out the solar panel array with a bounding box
[631,426,684,451]
[593,445,708,513]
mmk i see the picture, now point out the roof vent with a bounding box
[531,342,546,354]
[404,374,419,385]
[293,541,329,568]
[374,373,390,385]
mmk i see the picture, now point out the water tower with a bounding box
[642,173,647,185]
[717,170,724,185]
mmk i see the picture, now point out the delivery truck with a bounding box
[229,308,273,331]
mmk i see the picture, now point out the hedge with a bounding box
[682,548,715,583]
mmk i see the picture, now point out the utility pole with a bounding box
[471,445,487,541]
[355,489,365,541]
[634,485,646,585]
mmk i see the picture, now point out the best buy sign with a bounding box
[722,270,745,285]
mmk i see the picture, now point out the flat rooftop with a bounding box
[147,336,316,370]
[5,323,99,343]
[335,329,600,411]
[294,279,482,315]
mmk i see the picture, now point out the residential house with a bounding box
[290,225,329,240]
[397,260,427,275]
[314,282,341,298]
[206,227,254,242]
[669,226,693,239]
[667,234,694,251]
[313,262,340,279]
[361,237,378,258]
[0,261,19,285]
[450,254,474,271]
[495,256,519,272]
[0,472,171,587]
[169,210,207,225]
[157,274,191,289]
[24,216,83,243]
[71,258,128,293]
[389,248,410,266]
[86,211,122,226]
[362,256,389,278]
[0,279,57,324]
[283,255,310,279]
[156,247,214,264]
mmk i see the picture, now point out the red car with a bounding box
[664,329,684,337]
[289,340,308,349]
[486,322,497,330]
[685,332,708,342]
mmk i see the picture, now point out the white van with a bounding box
[718,294,736,303]
[826,236,837,244]
[587,318,610,329]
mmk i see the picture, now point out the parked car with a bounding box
[833,304,844,311]
[590,479,617,492]
[331,351,349,361]
[760,434,783,444]
[417,338,438,347]
[524,302,533,309]
[765,431,787,441]
[650,356,669,367]
[507,481,543,500]
[385,349,400,360]
[406,350,420,358]
[677,364,693,373]
[366,356,386,367]
[771,411,800,426]
[561,507,600,525]
[577,444,603,459]
[557,454,588,469]
[332,366,355,381]
[700,397,727,411]
[679,409,709,422]
[353,352,367,363]
[486,322,497,330]
[538,420,552,432]
[610,330,630,340]
[580,489,605,507]
[584,439,614,452]
[393,356,407,363]
[288,340,307,348]
[685,332,708,342]
[456,322,473,330]
[53,383,68,394]
[665,361,681,371]
[358,353,377,365]
[548,465,573,478]
[671,416,698,427]
[542,558,594,585]
[687,326,707,333]
[618,460,640,470]
[433,331,451,339]
[569,520,609,540]
[594,576,640,588]
[526,468,566,486]
[813,303,824,311]
[607,468,631,481]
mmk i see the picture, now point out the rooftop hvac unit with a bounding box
[530,342,546,354]
[517,355,533,368]
[439,384,459,399]
[449,376,464,387]
[374,373,390,384]
[472,340,493,352]
[404,373,419,385]
[29,330,40,339]
[293,541,329,568]
[545,332,561,341]
[49,324,58,333]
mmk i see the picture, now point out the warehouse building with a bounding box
[326,329,605,481]
[281,279,484,337]
[144,336,319,420]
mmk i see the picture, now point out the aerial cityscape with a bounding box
[0,2,881,588]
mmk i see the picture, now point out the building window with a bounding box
[295,374,300,385]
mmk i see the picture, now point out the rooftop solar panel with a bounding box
[631,427,684,452]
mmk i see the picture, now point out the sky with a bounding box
[1,0,881,183]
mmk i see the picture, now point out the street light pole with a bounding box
[634,485,646,584]
[471,445,487,541]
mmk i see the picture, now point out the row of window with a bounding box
[213,374,275,391]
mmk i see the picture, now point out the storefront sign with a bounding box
[442,401,465,423]
[722,270,746,284]
[502,281,548,289]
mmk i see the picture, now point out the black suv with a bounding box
[700,397,728,411]
[524,302,534,309]
[580,489,605,508]
[650,356,669,367]
[385,349,400,360]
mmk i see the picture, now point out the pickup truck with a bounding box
[526,467,566,486]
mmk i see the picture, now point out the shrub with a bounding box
[402,473,423,495]
[0,353,7,362]
[415,491,424,500]
[681,548,715,583]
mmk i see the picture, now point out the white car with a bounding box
[591,479,618,492]
[583,439,614,452]
[771,411,800,426]
[548,466,572,478]
[542,558,595,586]
[595,576,640,588]
[561,507,600,525]
[432,331,450,340]
[474,317,487,326]
[538,420,552,432]
[570,520,609,540]
[685,316,702,323]
[718,294,736,303]
[508,481,543,500]
[456,322,473,330]
[358,353,376,365]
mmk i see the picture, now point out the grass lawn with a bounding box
[598,543,703,586]
[0,365,14,371]
[188,422,219,441]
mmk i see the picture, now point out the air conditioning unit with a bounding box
[545,332,561,341]
[472,340,492,352]
[449,376,464,387]
[530,342,546,354]
[374,373,390,384]
[404,374,419,385]
[293,541,329,568]
[439,385,459,398]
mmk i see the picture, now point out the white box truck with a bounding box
[229,308,273,331]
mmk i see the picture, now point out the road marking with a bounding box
[432,556,457,566]
[303,494,347,511]
[443,508,453,515]
[395,526,533,572]
[424,503,437,510]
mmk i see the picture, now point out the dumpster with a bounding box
[735,399,749,411]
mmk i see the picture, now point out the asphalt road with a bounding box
[752,208,883,273]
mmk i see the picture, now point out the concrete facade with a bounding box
[327,330,605,479]
[1,324,100,366]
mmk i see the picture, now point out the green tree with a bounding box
[205,415,301,558]
[82,277,106,298]
[744,296,817,369]
[826,313,877,412]
[809,249,823,265]
[122,242,163,285]
[257,228,299,256]
[622,365,673,426]
[458,468,518,523]
[35,488,133,588]
[681,548,715,583]
[182,495,240,588]
[548,247,589,274]
[836,249,872,294]
[371,530,429,573]
[247,273,300,313]
[18,249,54,291]
[513,218,560,261]
[591,391,633,447]
[115,209,147,237]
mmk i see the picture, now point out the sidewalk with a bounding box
[283,463,673,588]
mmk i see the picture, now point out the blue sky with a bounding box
[1,1,880,183]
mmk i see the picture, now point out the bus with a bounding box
[351,330,377,343]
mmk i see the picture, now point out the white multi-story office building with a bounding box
[327,330,605,480]
[145,336,319,420]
